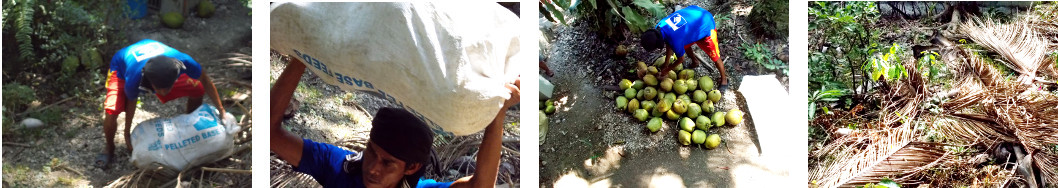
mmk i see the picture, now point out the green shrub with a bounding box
[2,83,37,111]
[747,0,788,39]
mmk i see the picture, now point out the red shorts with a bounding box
[104,71,205,115]
[683,29,722,63]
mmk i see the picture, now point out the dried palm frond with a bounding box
[959,17,1052,85]
[931,114,1016,146]
[812,126,949,187]
[879,60,928,127]
[1033,151,1058,184]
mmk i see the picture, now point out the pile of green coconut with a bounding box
[616,56,744,149]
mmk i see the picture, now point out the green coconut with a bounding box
[619,79,633,90]
[695,115,712,130]
[634,109,649,122]
[656,98,672,113]
[673,80,688,94]
[643,87,658,100]
[641,100,656,112]
[647,117,663,132]
[667,70,678,81]
[711,112,726,127]
[672,99,688,114]
[726,108,745,126]
[648,66,659,74]
[693,90,708,103]
[161,12,185,29]
[703,101,716,114]
[699,76,714,91]
[692,130,707,145]
[678,130,692,146]
[197,0,215,18]
[651,106,665,117]
[679,69,695,80]
[679,117,695,132]
[665,110,680,120]
[664,93,677,102]
[705,134,721,149]
[687,103,702,119]
[708,89,722,103]
[632,80,645,90]
[624,88,637,99]
[643,75,658,86]
[544,103,556,114]
[627,98,640,113]
[660,78,674,92]
[615,96,628,110]
[678,94,691,104]
[686,79,698,92]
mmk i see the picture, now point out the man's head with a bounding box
[362,107,433,188]
[142,56,184,96]
[640,28,664,51]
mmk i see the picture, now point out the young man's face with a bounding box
[151,83,172,96]
[361,141,421,188]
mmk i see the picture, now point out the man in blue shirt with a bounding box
[97,39,227,169]
[270,61,520,188]
[640,5,729,93]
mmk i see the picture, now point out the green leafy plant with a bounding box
[808,1,881,98]
[862,43,907,82]
[809,87,847,119]
[857,178,901,188]
[740,42,788,75]
[541,0,666,39]
[2,83,37,111]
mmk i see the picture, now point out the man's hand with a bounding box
[452,77,520,188]
[503,77,520,109]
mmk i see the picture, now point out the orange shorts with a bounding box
[104,71,205,115]
[683,29,722,63]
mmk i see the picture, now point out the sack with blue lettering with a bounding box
[270,2,521,136]
[129,104,240,171]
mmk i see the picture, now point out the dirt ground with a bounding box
[538,0,789,187]
[267,52,522,187]
[1,0,252,187]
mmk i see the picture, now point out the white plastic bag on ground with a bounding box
[130,104,240,171]
[270,2,521,136]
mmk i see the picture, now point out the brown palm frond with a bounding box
[813,126,949,187]
[932,113,1016,146]
[960,16,1049,73]
[880,60,928,127]
[959,17,1052,85]
[1034,151,1058,184]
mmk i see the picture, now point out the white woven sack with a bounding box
[271,2,521,136]
[129,104,240,171]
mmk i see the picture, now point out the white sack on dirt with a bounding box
[129,104,240,171]
[270,2,521,136]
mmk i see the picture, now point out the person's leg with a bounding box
[700,31,729,88]
[685,45,702,69]
[103,114,118,156]
[99,70,124,167]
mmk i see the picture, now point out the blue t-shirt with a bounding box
[654,5,716,57]
[109,39,202,101]
[295,139,453,188]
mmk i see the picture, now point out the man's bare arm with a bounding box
[270,58,308,167]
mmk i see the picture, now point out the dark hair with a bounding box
[142,56,184,90]
[368,107,434,187]
[640,29,664,51]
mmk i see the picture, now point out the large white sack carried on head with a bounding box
[271,2,521,136]
[130,104,240,171]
